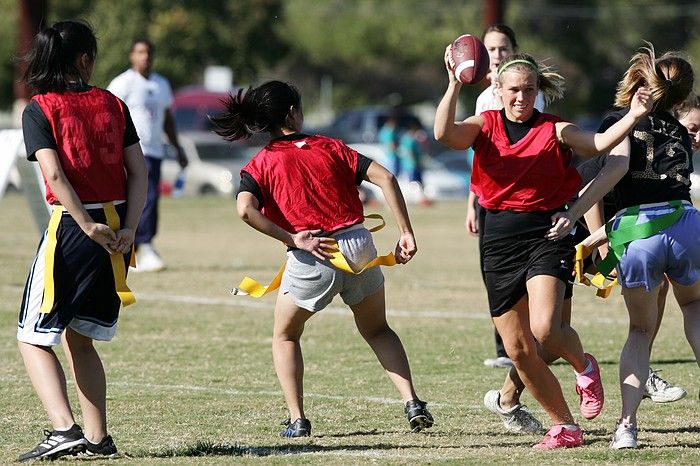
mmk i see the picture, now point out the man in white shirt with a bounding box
[108,38,187,272]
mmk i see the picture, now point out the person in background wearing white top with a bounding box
[468,24,545,370]
[108,38,188,272]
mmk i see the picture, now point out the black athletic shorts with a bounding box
[481,216,575,317]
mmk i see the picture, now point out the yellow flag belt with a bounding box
[230,214,397,298]
[40,203,136,313]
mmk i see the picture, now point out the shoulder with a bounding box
[150,72,172,87]
[108,69,133,85]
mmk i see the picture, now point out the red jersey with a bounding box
[472,110,580,211]
[242,135,365,233]
[33,87,128,204]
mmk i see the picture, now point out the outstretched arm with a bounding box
[556,87,651,157]
[364,161,416,263]
[547,138,630,240]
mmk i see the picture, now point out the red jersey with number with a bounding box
[471,110,581,211]
[33,88,128,204]
[242,135,365,233]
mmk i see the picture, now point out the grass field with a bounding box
[1,192,698,465]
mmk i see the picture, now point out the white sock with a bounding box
[54,426,73,432]
[575,359,593,376]
[562,424,579,431]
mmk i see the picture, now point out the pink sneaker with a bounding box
[533,425,584,449]
[576,353,604,419]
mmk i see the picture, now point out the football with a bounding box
[450,34,489,85]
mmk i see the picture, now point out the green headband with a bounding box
[497,59,538,77]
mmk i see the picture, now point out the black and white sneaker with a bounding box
[404,399,434,432]
[280,418,312,438]
[18,424,87,462]
[84,434,119,458]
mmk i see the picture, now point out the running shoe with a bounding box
[483,356,513,368]
[483,390,543,433]
[83,434,119,458]
[533,425,584,449]
[610,421,638,449]
[643,368,687,403]
[18,424,87,462]
[280,418,311,438]
[404,399,434,432]
[575,353,604,419]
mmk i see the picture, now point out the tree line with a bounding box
[1,0,698,120]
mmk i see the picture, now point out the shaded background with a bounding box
[1,0,699,125]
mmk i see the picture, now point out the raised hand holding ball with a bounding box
[450,34,489,85]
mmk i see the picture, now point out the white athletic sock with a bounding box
[562,424,579,431]
[575,359,593,376]
[54,426,73,432]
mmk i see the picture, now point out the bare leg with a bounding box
[18,342,75,429]
[350,285,417,402]
[649,277,669,352]
[619,285,661,426]
[493,295,575,425]
[527,276,587,373]
[61,328,107,443]
[670,279,700,364]
[499,299,571,409]
[272,292,314,421]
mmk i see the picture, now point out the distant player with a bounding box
[16,20,147,461]
[210,81,433,437]
[436,48,651,448]
[550,46,697,449]
[108,38,187,272]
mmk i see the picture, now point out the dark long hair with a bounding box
[482,23,518,49]
[210,80,301,141]
[23,20,97,94]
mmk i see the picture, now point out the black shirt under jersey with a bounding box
[480,109,561,242]
[598,109,692,211]
[238,133,373,208]
[22,85,139,161]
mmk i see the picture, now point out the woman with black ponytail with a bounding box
[211,80,433,438]
[17,20,147,461]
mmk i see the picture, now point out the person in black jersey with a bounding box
[549,44,697,449]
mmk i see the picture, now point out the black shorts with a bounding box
[17,202,130,345]
[482,233,575,317]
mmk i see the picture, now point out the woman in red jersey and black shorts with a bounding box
[435,50,651,449]
[210,81,432,438]
[17,21,147,461]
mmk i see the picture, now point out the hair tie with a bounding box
[665,78,673,87]
[497,59,537,77]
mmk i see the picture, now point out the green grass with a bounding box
[1,192,698,464]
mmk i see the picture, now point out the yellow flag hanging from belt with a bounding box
[40,203,136,313]
[230,214,397,298]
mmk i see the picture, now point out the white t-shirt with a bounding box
[474,84,545,116]
[108,69,173,158]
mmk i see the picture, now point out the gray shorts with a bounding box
[617,201,700,291]
[280,225,385,312]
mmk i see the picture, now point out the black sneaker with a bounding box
[405,399,434,432]
[18,424,87,462]
[84,434,119,457]
[280,418,312,438]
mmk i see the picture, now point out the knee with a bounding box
[64,329,94,351]
[628,323,654,337]
[358,322,392,341]
[530,321,556,347]
[502,339,535,366]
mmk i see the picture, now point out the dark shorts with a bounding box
[482,233,575,317]
[17,202,130,346]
